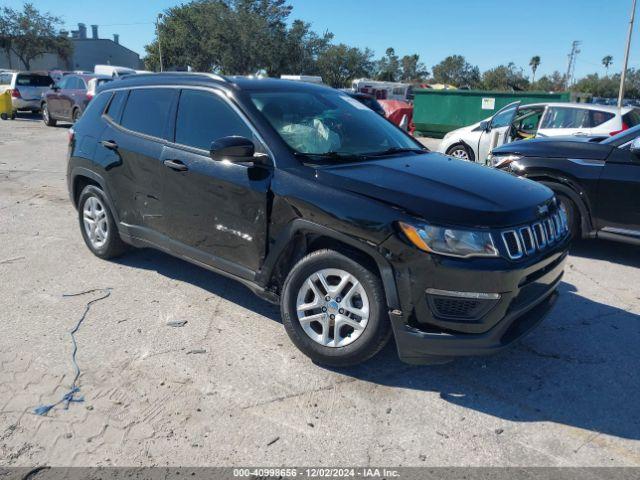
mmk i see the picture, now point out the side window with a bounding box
[57,77,69,89]
[175,89,253,150]
[121,88,174,138]
[491,104,518,129]
[540,107,590,129]
[80,91,112,121]
[105,90,127,123]
[623,110,640,127]
[588,110,614,128]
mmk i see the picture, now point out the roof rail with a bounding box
[129,71,229,83]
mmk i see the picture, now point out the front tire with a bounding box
[42,103,56,127]
[446,143,474,162]
[72,108,81,123]
[78,185,127,259]
[557,193,580,239]
[281,249,391,367]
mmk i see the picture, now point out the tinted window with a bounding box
[16,74,53,87]
[79,91,112,121]
[623,110,640,127]
[57,77,69,89]
[175,89,252,150]
[588,110,615,127]
[0,73,12,85]
[105,90,127,122]
[121,88,174,138]
[541,107,591,129]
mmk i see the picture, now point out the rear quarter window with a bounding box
[623,110,640,127]
[105,90,128,123]
[589,110,615,127]
[120,88,175,138]
[80,91,112,122]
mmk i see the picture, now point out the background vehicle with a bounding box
[41,74,112,126]
[439,102,640,163]
[0,71,53,116]
[94,65,137,78]
[491,126,640,245]
[351,78,413,101]
[67,73,568,367]
[345,91,386,116]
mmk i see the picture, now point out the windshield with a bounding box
[249,90,422,159]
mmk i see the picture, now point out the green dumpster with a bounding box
[413,89,571,138]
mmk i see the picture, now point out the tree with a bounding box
[316,43,374,88]
[531,70,566,92]
[482,62,530,91]
[602,55,613,77]
[529,55,541,83]
[0,3,71,70]
[376,47,400,82]
[431,55,481,88]
[400,54,429,82]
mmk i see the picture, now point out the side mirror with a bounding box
[210,136,261,164]
[479,120,490,132]
[630,137,640,156]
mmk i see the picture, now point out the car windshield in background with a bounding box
[249,90,422,160]
[16,74,53,87]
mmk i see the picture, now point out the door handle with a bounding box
[163,159,189,172]
[100,140,118,150]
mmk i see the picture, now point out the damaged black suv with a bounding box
[67,73,570,366]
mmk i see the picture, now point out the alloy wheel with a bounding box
[295,268,370,348]
[449,147,469,160]
[82,196,109,249]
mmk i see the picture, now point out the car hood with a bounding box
[492,137,613,160]
[316,152,554,228]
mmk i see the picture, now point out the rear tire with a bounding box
[281,249,391,367]
[42,103,56,127]
[78,185,128,259]
[446,143,475,162]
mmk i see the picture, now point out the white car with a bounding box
[439,102,640,163]
[0,71,54,114]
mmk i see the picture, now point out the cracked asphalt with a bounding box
[1,115,639,467]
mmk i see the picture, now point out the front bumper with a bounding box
[384,234,569,364]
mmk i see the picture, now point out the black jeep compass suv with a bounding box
[67,73,570,366]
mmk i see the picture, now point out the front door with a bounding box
[595,140,640,237]
[159,88,272,275]
[477,101,520,163]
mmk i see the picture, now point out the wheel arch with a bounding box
[445,140,476,162]
[535,177,594,237]
[69,168,121,224]
[258,220,400,311]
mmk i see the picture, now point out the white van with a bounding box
[94,65,137,78]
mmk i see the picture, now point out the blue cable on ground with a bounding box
[33,288,112,416]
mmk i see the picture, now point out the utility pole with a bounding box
[565,41,581,89]
[156,13,164,72]
[618,0,637,108]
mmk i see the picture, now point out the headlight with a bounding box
[488,154,521,168]
[398,222,499,258]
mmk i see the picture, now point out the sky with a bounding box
[5,0,639,79]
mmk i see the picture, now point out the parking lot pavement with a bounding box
[0,116,639,467]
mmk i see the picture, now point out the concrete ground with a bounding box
[0,114,639,467]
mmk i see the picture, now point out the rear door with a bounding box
[100,87,177,234]
[159,87,272,274]
[595,137,640,236]
[58,76,80,120]
[537,106,602,137]
[477,101,520,163]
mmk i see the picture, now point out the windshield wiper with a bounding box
[293,151,367,162]
[363,147,428,157]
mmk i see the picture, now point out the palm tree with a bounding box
[529,56,541,84]
[602,55,613,76]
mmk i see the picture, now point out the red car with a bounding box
[41,74,112,126]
